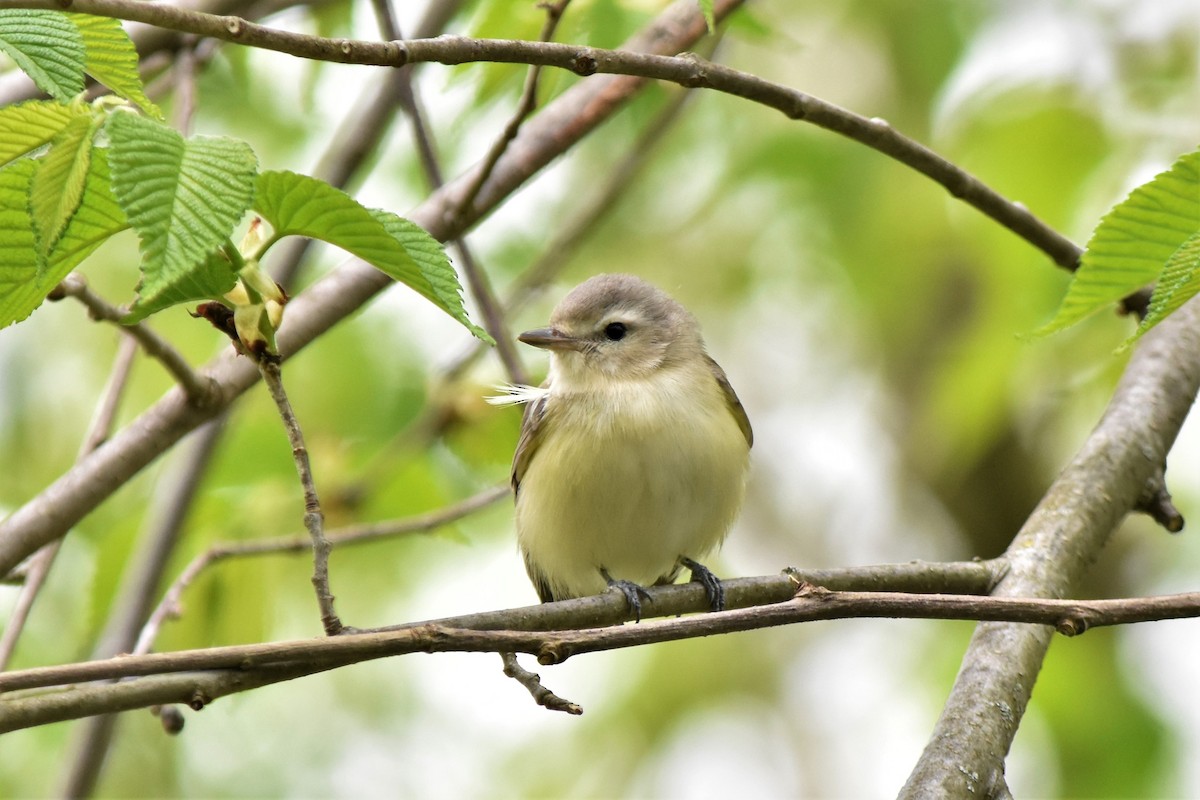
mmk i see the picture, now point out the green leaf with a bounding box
[30,113,97,271]
[253,170,491,342]
[1036,150,1200,336]
[697,0,716,32]
[368,209,492,343]
[124,248,239,323]
[0,150,128,329]
[0,10,86,100]
[1124,231,1200,345]
[68,13,162,119]
[0,99,86,169]
[107,112,257,309]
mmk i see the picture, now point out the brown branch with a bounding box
[500,651,582,715]
[57,414,228,798]
[10,578,1200,732]
[4,0,1078,269]
[257,358,341,635]
[901,296,1200,797]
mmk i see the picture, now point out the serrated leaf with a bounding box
[253,170,491,342]
[30,113,97,272]
[124,247,239,323]
[0,99,86,169]
[68,13,161,119]
[1036,150,1200,336]
[0,10,86,100]
[1124,231,1200,346]
[0,150,128,329]
[698,0,716,32]
[107,112,257,308]
[369,209,492,343]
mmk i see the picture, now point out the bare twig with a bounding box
[134,483,509,655]
[453,0,573,218]
[50,274,215,405]
[439,1,575,387]
[501,651,582,715]
[257,358,341,635]
[441,68,702,383]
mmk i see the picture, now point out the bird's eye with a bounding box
[604,322,628,341]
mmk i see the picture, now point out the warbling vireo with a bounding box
[496,273,752,618]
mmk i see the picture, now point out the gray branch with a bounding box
[900,296,1200,798]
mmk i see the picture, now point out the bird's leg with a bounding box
[600,567,652,622]
[680,557,725,612]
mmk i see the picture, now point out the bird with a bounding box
[500,273,752,619]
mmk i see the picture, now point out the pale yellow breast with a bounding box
[516,364,750,600]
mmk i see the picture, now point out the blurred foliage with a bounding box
[2,1,1199,798]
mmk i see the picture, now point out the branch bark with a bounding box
[12,569,1200,734]
[900,296,1200,798]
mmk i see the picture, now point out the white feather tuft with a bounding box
[485,384,549,406]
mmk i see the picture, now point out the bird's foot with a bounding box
[680,557,725,612]
[601,568,652,622]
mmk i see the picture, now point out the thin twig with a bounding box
[501,651,582,715]
[440,1,573,386]
[453,0,573,218]
[256,358,341,635]
[50,274,215,405]
[57,414,229,798]
[134,483,509,655]
[441,67,702,383]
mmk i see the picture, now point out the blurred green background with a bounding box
[2,1,1200,797]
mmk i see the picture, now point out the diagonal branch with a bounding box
[900,296,1200,798]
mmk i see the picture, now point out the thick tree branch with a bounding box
[901,296,1200,798]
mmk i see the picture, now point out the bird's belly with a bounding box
[516,396,748,600]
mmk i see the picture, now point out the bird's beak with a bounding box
[518,327,583,351]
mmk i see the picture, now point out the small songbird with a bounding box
[500,273,752,618]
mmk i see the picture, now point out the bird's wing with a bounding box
[511,387,551,495]
[706,354,753,448]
